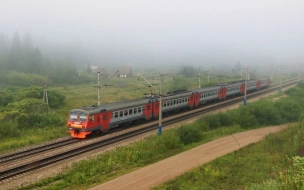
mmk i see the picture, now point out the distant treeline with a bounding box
[0,32,84,87]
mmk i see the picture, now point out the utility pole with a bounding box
[94,70,119,106]
[43,84,49,105]
[96,71,101,105]
[158,74,163,135]
[232,68,243,80]
[137,73,160,94]
[279,66,282,92]
[198,66,201,88]
[244,68,248,106]
[43,84,49,111]
[270,64,274,81]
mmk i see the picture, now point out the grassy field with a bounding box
[153,123,302,190]
[15,82,304,190]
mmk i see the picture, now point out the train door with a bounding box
[240,83,245,94]
[143,102,153,120]
[100,112,112,131]
[222,87,228,99]
[153,100,160,118]
[256,80,262,90]
[195,93,201,107]
[188,94,195,108]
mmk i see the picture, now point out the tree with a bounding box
[234,61,242,73]
[0,33,9,70]
[9,31,23,71]
[28,47,42,74]
[178,66,195,77]
[23,32,34,73]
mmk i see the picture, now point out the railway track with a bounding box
[0,78,301,182]
[0,138,78,166]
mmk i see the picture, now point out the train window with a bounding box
[173,100,176,105]
[124,110,128,116]
[79,113,87,122]
[142,106,145,112]
[179,99,181,103]
[114,112,118,118]
[69,112,77,121]
[170,100,173,105]
[138,107,142,112]
[103,115,107,120]
[120,111,123,117]
[187,97,190,101]
[129,109,133,115]
[164,102,167,107]
[134,108,137,114]
[89,115,94,122]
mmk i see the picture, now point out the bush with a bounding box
[176,125,203,145]
[247,101,282,125]
[236,107,258,129]
[157,131,183,149]
[0,121,20,138]
[47,90,65,108]
[203,114,222,129]
[217,112,234,127]
[275,100,302,122]
[0,90,14,106]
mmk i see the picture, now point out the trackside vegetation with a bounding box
[0,87,66,152]
[16,82,304,190]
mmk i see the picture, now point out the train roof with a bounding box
[191,85,221,93]
[162,91,193,100]
[71,97,155,114]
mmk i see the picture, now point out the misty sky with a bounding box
[1,0,304,68]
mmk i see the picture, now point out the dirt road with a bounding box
[89,125,288,190]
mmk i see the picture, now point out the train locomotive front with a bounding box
[67,109,98,138]
[67,97,156,138]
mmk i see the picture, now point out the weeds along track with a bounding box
[0,78,301,182]
[0,138,78,166]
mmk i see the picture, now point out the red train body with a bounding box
[67,78,271,138]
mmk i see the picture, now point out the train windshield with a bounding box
[69,112,78,121]
[79,113,87,122]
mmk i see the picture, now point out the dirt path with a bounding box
[89,125,289,190]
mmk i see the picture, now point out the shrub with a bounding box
[275,100,302,122]
[236,107,258,129]
[247,101,282,125]
[217,112,234,127]
[47,90,65,108]
[157,131,183,149]
[176,125,203,145]
[203,114,222,129]
[0,90,14,106]
[0,121,20,138]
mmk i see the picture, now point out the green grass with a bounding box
[153,123,301,190]
[0,126,68,154]
[16,124,246,190]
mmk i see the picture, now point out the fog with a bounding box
[1,0,304,70]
